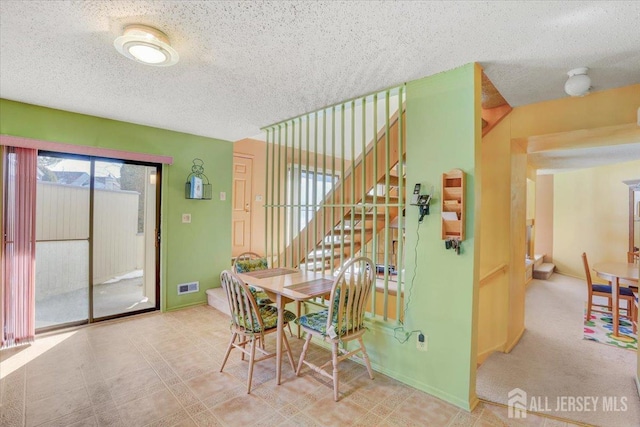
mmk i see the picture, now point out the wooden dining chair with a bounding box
[233,252,272,304]
[633,291,638,334]
[233,251,296,337]
[219,270,296,394]
[295,256,375,401]
[582,252,635,320]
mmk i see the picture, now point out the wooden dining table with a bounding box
[592,262,639,338]
[236,268,335,385]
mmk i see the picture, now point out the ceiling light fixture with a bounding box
[564,67,591,97]
[114,24,179,66]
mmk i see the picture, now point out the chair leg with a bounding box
[282,330,296,371]
[247,337,257,394]
[358,337,374,380]
[220,332,237,372]
[332,341,340,402]
[296,332,313,375]
[296,301,302,338]
[287,322,294,338]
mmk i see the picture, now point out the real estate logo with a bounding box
[506,388,628,417]
[507,388,528,419]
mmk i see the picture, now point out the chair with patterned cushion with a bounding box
[233,252,272,305]
[219,270,296,394]
[233,251,296,337]
[295,256,375,401]
[582,252,635,320]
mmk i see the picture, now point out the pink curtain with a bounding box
[1,146,37,349]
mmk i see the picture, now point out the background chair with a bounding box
[219,270,296,394]
[295,256,375,401]
[233,251,296,337]
[581,252,635,321]
[233,252,272,304]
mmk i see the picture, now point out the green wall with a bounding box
[364,64,481,410]
[0,99,233,311]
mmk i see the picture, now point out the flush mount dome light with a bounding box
[114,24,179,66]
[564,67,591,97]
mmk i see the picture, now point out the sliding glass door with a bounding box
[34,152,160,330]
[92,160,157,319]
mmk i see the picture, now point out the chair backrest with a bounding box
[581,252,593,288]
[325,257,375,337]
[233,252,268,273]
[220,270,263,333]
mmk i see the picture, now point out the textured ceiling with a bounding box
[1,1,639,143]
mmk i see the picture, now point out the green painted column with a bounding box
[364,63,481,410]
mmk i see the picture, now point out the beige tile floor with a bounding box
[0,305,584,427]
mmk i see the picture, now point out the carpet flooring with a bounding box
[476,274,640,426]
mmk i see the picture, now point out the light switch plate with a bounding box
[182,214,191,223]
[219,192,226,201]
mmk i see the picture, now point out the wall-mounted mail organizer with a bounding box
[441,169,465,254]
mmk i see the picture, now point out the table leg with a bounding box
[276,294,283,385]
[612,277,620,337]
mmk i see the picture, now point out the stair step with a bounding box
[307,249,344,260]
[324,238,353,246]
[206,288,230,315]
[330,232,372,245]
[533,254,545,268]
[533,263,555,280]
[332,227,373,233]
[364,195,400,204]
[345,212,385,221]
[300,261,329,272]
[379,175,405,188]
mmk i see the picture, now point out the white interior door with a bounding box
[232,155,253,257]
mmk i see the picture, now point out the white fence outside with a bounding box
[35,182,142,300]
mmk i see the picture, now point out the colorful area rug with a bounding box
[584,309,637,350]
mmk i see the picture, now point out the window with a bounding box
[288,166,338,238]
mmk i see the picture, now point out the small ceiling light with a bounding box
[114,24,179,66]
[564,67,591,97]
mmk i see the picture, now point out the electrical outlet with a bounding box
[416,333,427,352]
[181,213,191,223]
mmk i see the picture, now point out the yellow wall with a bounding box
[553,159,640,278]
[478,115,511,362]
[534,174,554,261]
[507,140,527,349]
[526,179,536,221]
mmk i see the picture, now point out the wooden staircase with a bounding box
[280,110,406,272]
